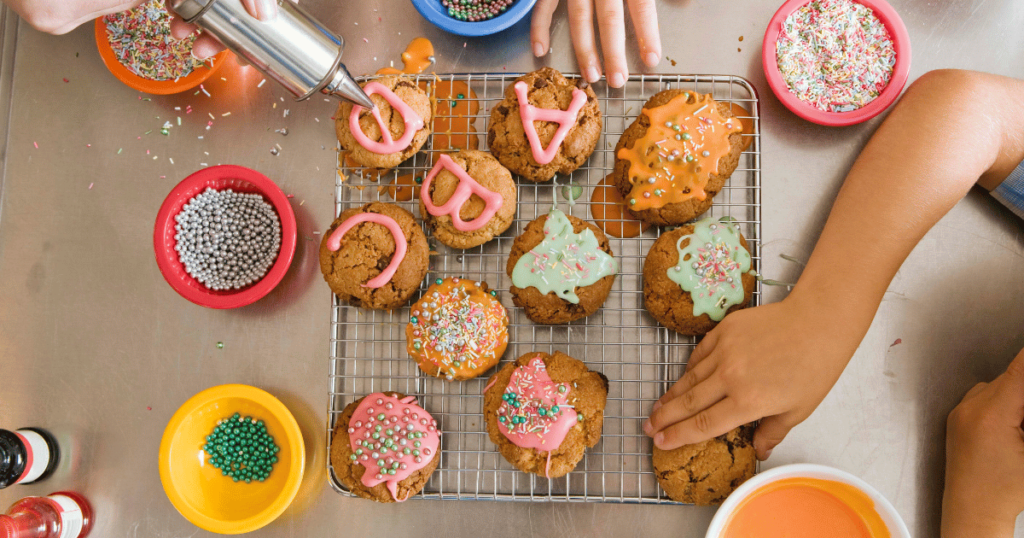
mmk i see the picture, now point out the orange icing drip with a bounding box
[723,477,892,538]
[386,173,421,201]
[617,92,742,211]
[430,80,479,157]
[590,175,650,239]
[376,37,434,75]
[729,103,755,151]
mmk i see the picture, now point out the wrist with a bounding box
[942,511,1016,538]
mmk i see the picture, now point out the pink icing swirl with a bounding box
[514,81,589,165]
[327,212,407,289]
[496,356,577,463]
[347,393,441,502]
[349,81,426,155]
[420,154,504,232]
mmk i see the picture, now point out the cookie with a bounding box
[319,202,429,310]
[419,151,517,249]
[335,75,434,173]
[643,217,755,335]
[330,392,441,503]
[483,351,608,478]
[614,90,744,225]
[488,68,601,183]
[506,209,617,324]
[652,424,756,505]
[406,277,509,381]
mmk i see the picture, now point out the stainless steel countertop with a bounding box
[1,0,1023,536]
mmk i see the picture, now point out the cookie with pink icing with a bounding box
[419,150,517,249]
[483,351,608,479]
[330,391,441,503]
[335,75,434,174]
[488,68,601,183]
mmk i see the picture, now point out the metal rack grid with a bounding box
[327,72,762,503]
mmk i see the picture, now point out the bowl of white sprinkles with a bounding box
[154,165,297,309]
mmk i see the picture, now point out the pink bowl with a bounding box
[153,165,297,309]
[762,0,912,126]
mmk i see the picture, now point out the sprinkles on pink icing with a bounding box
[420,154,504,232]
[349,81,425,154]
[776,0,895,113]
[496,356,577,469]
[514,81,588,165]
[347,393,440,502]
[327,212,407,289]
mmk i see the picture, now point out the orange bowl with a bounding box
[94,17,232,95]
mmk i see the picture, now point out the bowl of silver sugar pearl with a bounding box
[153,165,297,309]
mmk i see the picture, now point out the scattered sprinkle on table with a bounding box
[776,0,895,112]
[104,0,207,81]
[203,413,280,483]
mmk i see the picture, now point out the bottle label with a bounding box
[13,430,49,484]
[48,495,84,538]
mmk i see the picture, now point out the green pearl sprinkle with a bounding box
[203,413,280,484]
[435,278,443,285]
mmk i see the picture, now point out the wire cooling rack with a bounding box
[328,73,761,503]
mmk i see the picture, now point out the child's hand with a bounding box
[643,296,860,460]
[530,0,661,88]
[942,348,1024,538]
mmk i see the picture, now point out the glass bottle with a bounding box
[0,491,92,538]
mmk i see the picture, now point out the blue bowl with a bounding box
[411,0,537,37]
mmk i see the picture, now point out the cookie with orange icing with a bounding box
[330,391,441,503]
[483,351,608,478]
[406,277,509,381]
[336,75,434,173]
[487,68,601,183]
[613,90,745,225]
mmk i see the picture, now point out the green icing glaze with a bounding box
[667,217,752,321]
[511,209,618,304]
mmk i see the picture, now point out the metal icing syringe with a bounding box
[172,0,375,109]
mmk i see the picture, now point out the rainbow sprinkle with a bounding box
[776,0,895,113]
[104,0,206,81]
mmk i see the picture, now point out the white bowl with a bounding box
[705,463,911,538]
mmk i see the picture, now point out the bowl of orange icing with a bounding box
[706,464,910,538]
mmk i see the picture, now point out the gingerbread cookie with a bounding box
[406,277,509,381]
[330,392,441,503]
[336,75,433,173]
[319,202,429,310]
[644,217,755,335]
[614,90,744,225]
[488,68,601,183]
[507,209,617,324]
[419,151,517,249]
[483,351,608,478]
[652,424,756,505]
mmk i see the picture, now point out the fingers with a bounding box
[169,12,198,40]
[531,0,559,57]
[567,0,601,83]
[753,413,798,460]
[594,0,627,88]
[191,35,225,60]
[652,398,742,450]
[242,0,279,21]
[626,0,661,68]
[687,330,720,371]
[992,347,1024,418]
[656,358,715,409]
[646,375,725,437]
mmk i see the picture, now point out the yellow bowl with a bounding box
[159,384,304,534]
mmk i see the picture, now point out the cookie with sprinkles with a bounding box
[643,217,756,335]
[330,392,441,503]
[613,90,745,226]
[406,277,509,381]
[483,351,608,478]
[506,208,617,324]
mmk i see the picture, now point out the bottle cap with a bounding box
[0,517,15,538]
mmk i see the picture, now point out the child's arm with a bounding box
[644,69,1024,458]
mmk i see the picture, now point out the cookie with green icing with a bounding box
[506,209,617,324]
[643,217,756,335]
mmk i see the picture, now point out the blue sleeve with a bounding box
[991,160,1024,220]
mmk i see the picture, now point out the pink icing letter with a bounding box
[349,81,426,155]
[514,81,588,165]
[327,212,407,289]
[420,154,504,232]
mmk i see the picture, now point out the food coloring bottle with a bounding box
[0,491,92,538]
[0,429,60,489]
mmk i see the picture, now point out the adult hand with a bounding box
[530,0,661,88]
[169,0,277,59]
[643,296,859,460]
[942,348,1024,538]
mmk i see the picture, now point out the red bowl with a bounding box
[153,165,297,309]
[762,0,912,126]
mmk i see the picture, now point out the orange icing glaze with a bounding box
[375,38,435,75]
[617,92,742,212]
[729,103,755,151]
[386,173,422,201]
[590,175,650,239]
[430,80,479,157]
[722,478,891,538]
